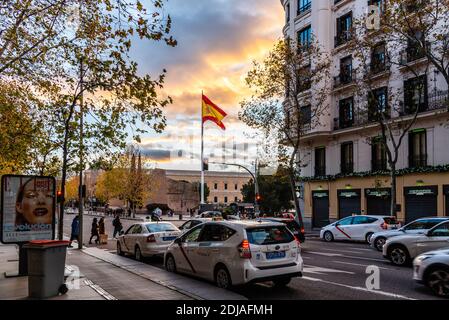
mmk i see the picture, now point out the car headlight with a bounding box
[415,255,433,263]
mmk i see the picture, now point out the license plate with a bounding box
[266,251,286,259]
[162,236,177,241]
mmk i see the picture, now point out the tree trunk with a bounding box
[288,167,303,226]
[58,132,69,240]
[389,163,397,218]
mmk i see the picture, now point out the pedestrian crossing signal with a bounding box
[57,190,64,203]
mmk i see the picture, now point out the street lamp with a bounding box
[209,161,260,216]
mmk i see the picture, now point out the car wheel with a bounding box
[215,266,232,290]
[388,245,410,266]
[165,254,177,273]
[135,246,143,262]
[365,232,374,244]
[374,237,386,251]
[426,268,449,298]
[273,277,291,287]
[323,231,334,242]
[117,242,124,256]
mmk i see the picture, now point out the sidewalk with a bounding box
[0,243,246,300]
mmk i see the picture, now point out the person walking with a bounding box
[112,214,123,238]
[89,218,100,244]
[98,217,105,235]
[68,215,80,248]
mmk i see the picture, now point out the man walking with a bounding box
[112,214,123,238]
[69,215,80,248]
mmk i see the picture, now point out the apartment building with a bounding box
[281,0,449,227]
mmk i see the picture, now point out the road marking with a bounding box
[303,265,355,275]
[332,261,395,271]
[301,276,416,300]
[317,247,375,255]
[306,251,386,263]
[84,279,118,300]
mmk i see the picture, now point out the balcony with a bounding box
[314,166,326,177]
[333,70,356,91]
[333,112,369,130]
[335,31,352,48]
[399,44,429,66]
[341,162,354,174]
[372,160,387,171]
[297,2,311,16]
[409,155,427,168]
[368,60,391,78]
[401,90,448,115]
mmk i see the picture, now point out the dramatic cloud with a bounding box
[130,0,284,170]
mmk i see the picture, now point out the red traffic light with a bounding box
[256,194,261,202]
[56,190,64,203]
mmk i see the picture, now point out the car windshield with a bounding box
[246,226,294,245]
[146,223,179,233]
[286,220,300,232]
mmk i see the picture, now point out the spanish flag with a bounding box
[202,94,227,130]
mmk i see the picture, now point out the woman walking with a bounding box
[89,218,100,244]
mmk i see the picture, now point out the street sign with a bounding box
[1,175,56,244]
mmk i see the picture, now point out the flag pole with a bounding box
[201,91,205,205]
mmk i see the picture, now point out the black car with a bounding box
[260,217,306,243]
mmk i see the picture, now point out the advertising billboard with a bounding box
[1,175,56,244]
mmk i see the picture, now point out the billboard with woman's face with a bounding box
[1,175,56,243]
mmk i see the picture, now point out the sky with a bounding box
[128,0,284,172]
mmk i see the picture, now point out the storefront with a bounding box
[312,190,330,228]
[337,189,361,219]
[444,185,449,216]
[365,188,391,216]
[404,186,438,223]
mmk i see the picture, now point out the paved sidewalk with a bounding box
[82,247,247,300]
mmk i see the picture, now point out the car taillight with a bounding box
[294,236,302,253]
[300,227,305,234]
[238,239,252,259]
[381,223,388,230]
[147,235,156,242]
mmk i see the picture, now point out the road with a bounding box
[62,213,443,300]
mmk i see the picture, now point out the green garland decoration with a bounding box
[297,164,449,182]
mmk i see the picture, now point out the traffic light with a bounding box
[203,158,209,171]
[256,194,262,204]
[56,190,64,203]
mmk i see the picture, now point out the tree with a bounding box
[240,39,331,223]
[350,1,435,216]
[241,167,294,215]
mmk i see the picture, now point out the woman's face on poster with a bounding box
[16,180,53,225]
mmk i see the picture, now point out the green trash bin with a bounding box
[23,240,70,299]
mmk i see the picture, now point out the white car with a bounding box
[370,217,449,251]
[164,220,303,289]
[383,220,449,266]
[320,215,400,243]
[413,248,449,298]
[116,222,181,261]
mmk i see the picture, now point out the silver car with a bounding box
[414,248,449,298]
[370,217,449,251]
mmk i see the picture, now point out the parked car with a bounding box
[164,220,303,289]
[196,211,222,218]
[370,217,449,251]
[320,215,400,243]
[413,248,449,298]
[116,222,181,260]
[383,220,449,266]
[259,217,305,243]
[179,218,212,232]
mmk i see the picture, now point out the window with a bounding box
[286,3,290,23]
[371,42,387,74]
[224,183,228,190]
[368,0,386,14]
[298,65,311,92]
[224,196,228,203]
[336,12,352,47]
[371,137,387,171]
[246,226,294,245]
[353,216,378,225]
[429,222,449,237]
[338,56,353,85]
[146,223,178,233]
[409,129,427,168]
[314,147,326,176]
[234,197,238,202]
[339,97,354,129]
[368,87,389,121]
[298,0,311,15]
[300,105,311,126]
[403,219,446,231]
[214,196,218,203]
[183,225,204,243]
[214,183,218,190]
[235,184,238,190]
[125,224,137,235]
[336,217,353,226]
[298,26,312,51]
[199,224,236,242]
[404,75,428,114]
[341,142,354,174]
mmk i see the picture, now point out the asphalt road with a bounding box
[62,213,444,300]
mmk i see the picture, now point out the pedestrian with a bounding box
[112,214,123,238]
[89,218,100,244]
[98,217,105,235]
[68,215,80,248]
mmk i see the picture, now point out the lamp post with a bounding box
[209,161,260,217]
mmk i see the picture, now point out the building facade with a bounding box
[281,0,449,227]
[166,170,252,205]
